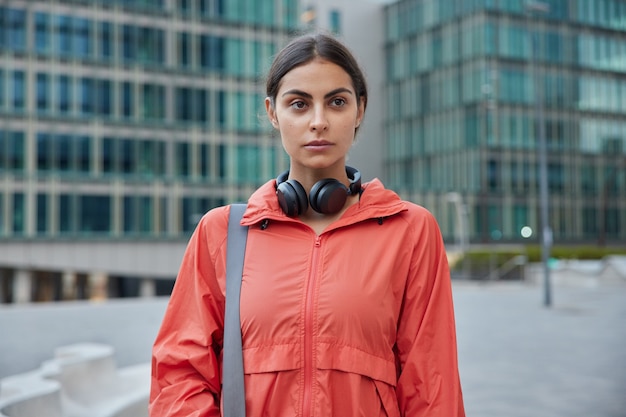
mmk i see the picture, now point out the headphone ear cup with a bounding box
[309,179,348,214]
[276,180,308,216]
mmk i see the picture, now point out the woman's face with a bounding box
[266,58,365,176]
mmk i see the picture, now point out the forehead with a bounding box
[278,58,354,94]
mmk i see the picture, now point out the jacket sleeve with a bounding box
[395,206,465,417]
[149,207,229,417]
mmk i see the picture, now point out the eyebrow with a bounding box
[281,87,354,99]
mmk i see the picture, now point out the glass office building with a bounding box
[0,0,298,239]
[384,0,626,244]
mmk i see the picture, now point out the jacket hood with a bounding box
[241,178,407,228]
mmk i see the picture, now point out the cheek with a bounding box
[337,118,359,136]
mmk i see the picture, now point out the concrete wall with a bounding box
[0,240,186,279]
[0,241,185,303]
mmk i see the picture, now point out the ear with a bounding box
[265,97,279,128]
[355,97,366,128]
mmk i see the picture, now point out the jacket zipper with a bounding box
[302,235,321,417]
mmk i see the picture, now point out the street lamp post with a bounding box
[447,192,469,279]
[526,1,552,307]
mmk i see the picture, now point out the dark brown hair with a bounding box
[266,33,368,113]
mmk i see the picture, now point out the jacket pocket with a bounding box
[374,379,401,417]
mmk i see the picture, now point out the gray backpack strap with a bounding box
[223,203,248,417]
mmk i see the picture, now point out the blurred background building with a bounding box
[1,0,625,303]
[384,0,626,245]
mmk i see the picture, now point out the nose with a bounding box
[309,106,329,132]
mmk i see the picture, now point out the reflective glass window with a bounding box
[176,87,193,121]
[487,159,499,190]
[79,77,94,115]
[80,195,111,233]
[548,163,564,193]
[178,33,191,68]
[13,193,25,234]
[59,194,73,233]
[102,137,115,174]
[37,133,52,171]
[9,131,24,172]
[120,139,135,174]
[140,197,152,233]
[182,197,197,233]
[259,0,273,25]
[217,90,226,127]
[37,194,48,234]
[582,207,597,236]
[226,38,244,76]
[198,89,209,123]
[176,142,190,177]
[545,31,562,63]
[200,143,210,178]
[137,27,165,64]
[199,35,225,71]
[5,8,26,51]
[178,0,191,13]
[0,193,5,235]
[57,134,72,172]
[604,208,620,238]
[513,205,528,237]
[36,73,50,113]
[499,24,530,59]
[35,12,50,54]
[488,204,502,240]
[77,135,91,173]
[237,144,260,182]
[142,84,165,120]
[0,130,4,171]
[122,25,135,61]
[98,80,112,116]
[199,0,225,18]
[74,17,91,58]
[137,140,161,177]
[122,81,134,118]
[56,15,73,56]
[12,71,25,110]
[57,75,72,114]
[123,194,152,233]
[330,9,342,34]
[0,69,4,110]
[99,22,113,59]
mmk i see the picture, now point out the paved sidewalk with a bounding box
[454,280,626,417]
[0,297,168,379]
[1,280,625,416]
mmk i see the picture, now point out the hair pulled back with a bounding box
[266,33,368,113]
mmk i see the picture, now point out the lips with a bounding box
[305,140,332,147]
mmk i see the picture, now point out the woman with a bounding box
[150,32,465,417]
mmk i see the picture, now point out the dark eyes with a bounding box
[291,100,307,110]
[289,97,346,110]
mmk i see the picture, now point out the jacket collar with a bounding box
[241,178,407,228]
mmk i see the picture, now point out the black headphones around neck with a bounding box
[276,166,362,217]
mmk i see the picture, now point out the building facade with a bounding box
[0,0,300,301]
[2,0,625,303]
[384,0,626,245]
[0,0,299,239]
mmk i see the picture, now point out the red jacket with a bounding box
[150,178,465,417]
